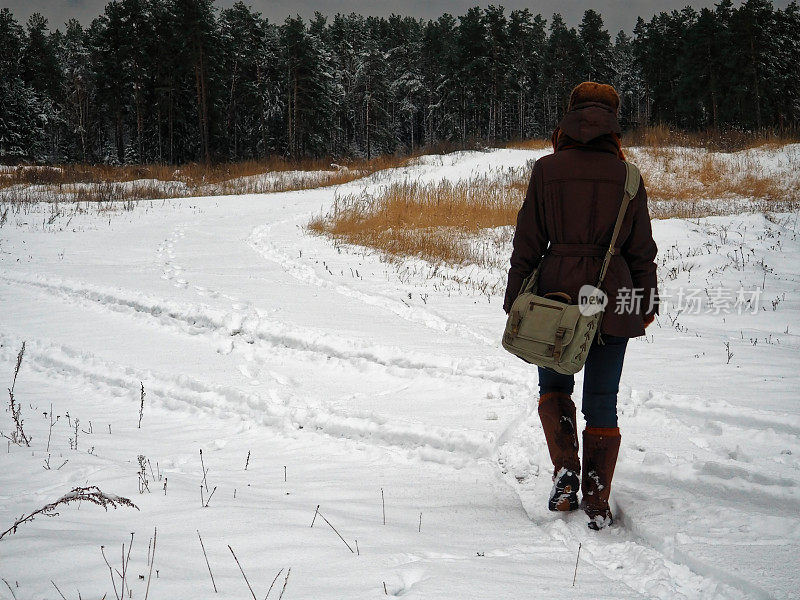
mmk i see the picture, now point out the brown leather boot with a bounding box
[581,427,621,530]
[538,392,580,511]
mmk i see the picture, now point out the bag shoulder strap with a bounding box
[596,162,640,288]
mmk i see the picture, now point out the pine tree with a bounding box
[326,13,361,155]
[420,14,459,145]
[542,14,584,127]
[385,15,424,153]
[20,13,61,160]
[220,2,268,160]
[456,7,490,141]
[171,0,218,163]
[678,8,723,129]
[21,13,62,102]
[634,10,693,125]
[611,30,645,128]
[90,1,130,163]
[0,9,47,161]
[772,1,800,129]
[482,6,510,141]
[59,20,92,161]
[355,18,392,159]
[115,0,157,163]
[280,15,334,158]
[255,22,285,156]
[578,10,614,83]
[506,9,545,138]
[728,0,779,129]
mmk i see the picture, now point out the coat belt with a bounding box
[548,243,619,257]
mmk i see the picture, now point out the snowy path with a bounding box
[1,148,798,599]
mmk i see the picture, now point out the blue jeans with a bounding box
[537,335,628,428]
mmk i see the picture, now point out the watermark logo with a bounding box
[578,285,608,316]
[612,286,762,315]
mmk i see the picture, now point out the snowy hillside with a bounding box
[1,148,798,599]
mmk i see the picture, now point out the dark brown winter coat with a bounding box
[503,103,659,337]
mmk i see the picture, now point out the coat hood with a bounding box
[557,102,621,145]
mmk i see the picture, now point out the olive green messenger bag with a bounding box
[501,162,640,375]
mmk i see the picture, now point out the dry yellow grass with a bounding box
[309,166,530,266]
[0,153,419,203]
[626,146,799,218]
[624,124,799,151]
[500,126,798,153]
[310,143,799,266]
[504,138,551,150]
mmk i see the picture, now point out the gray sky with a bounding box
[3,0,793,36]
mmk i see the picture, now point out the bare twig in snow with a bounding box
[144,527,157,600]
[121,532,134,598]
[228,545,257,600]
[101,546,120,600]
[265,568,283,599]
[3,578,17,600]
[197,530,218,593]
[200,449,209,492]
[46,402,57,453]
[138,383,145,428]
[51,581,68,600]
[277,568,291,600]
[314,509,354,553]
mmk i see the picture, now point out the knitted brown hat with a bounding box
[568,81,620,113]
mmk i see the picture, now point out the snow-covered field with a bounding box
[1,148,798,599]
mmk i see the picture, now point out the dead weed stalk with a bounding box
[5,342,30,447]
[0,486,138,540]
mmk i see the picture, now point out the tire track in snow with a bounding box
[0,272,526,389]
[639,390,800,438]
[621,462,800,515]
[616,388,800,515]
[1,335,496,467]
[247,222,497,346]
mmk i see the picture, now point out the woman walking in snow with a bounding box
[503,82,659,530]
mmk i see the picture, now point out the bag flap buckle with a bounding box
[553,326,567,360]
